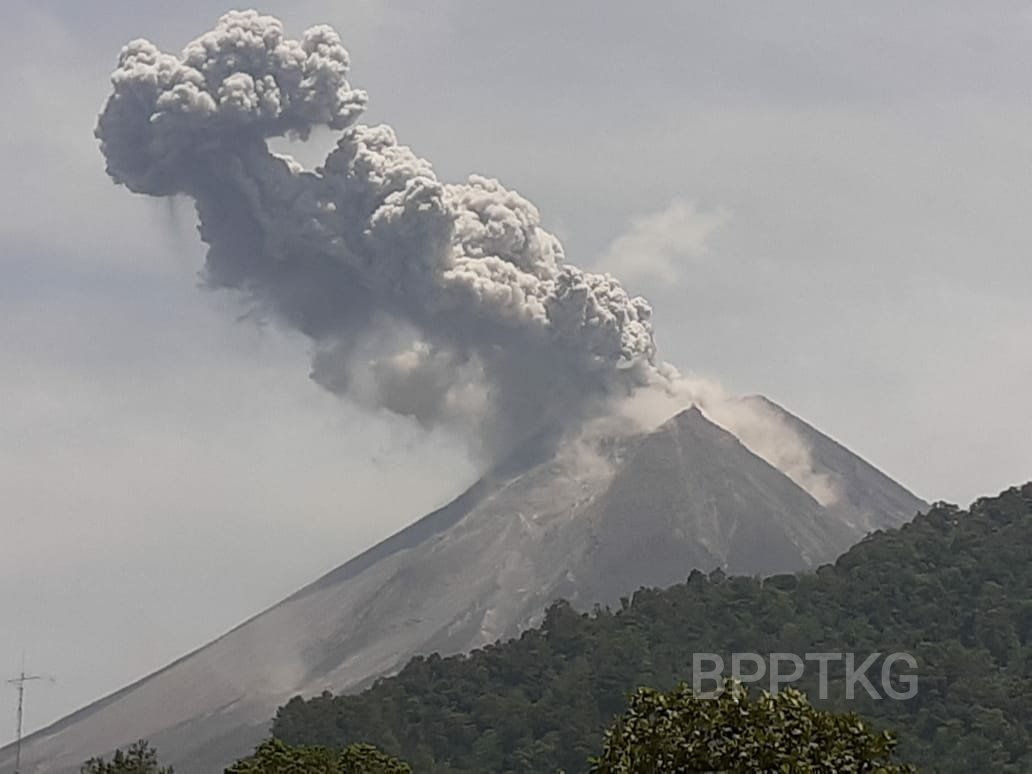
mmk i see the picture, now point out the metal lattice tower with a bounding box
[7,662,52,774]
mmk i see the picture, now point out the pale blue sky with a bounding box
[2,0,1031,744]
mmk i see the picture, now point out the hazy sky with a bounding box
[3,0,1031,745]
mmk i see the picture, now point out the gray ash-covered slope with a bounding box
[736,395,927,534]
[1,402,925,774]
[573,407,854,605]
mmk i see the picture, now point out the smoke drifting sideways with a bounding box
[95,10,668,459]
[607,379,840,506]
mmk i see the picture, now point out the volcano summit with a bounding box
[0,399,925,773]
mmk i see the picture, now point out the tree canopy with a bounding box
[225,738,411,774]
[80,740,173,774]
[590,680,913,773]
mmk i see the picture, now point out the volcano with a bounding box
[1,400,925,773]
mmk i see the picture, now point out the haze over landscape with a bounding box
[2,1,1031,768]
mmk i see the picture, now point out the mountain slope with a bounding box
[569,407,855,604]
[734,395,927,533]
[0,401,924,773]
[270,483,1032,773]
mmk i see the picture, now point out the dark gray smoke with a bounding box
[96,10,666,455]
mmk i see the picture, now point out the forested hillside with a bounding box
[271,484,1032,773]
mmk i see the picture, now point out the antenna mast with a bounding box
[7,664,46,774]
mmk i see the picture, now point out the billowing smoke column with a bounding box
[97,10,666,456]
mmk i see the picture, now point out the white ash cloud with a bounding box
[96,10,663,457]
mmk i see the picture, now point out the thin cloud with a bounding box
[597,199,731,283]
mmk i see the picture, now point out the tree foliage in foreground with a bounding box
[590,680,914,773]
[225,738,411,773]
[80,740,173,774]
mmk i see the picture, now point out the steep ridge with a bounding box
[736,395,928,533]
[1,401,925,773]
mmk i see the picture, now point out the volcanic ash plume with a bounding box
[95,10,665,455]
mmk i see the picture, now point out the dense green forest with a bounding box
[87,686,915,774]
[271,483,1032,772]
